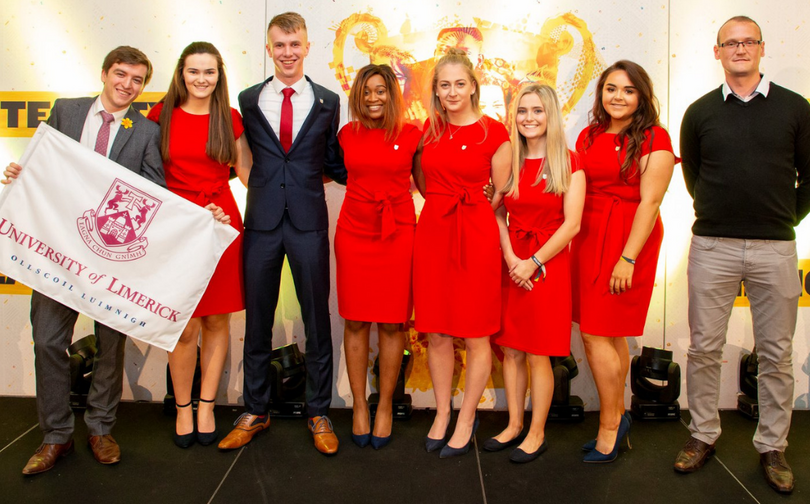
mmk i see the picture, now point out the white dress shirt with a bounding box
[258,76,314,145]
[79,97,129,157]
[722,74,771,103]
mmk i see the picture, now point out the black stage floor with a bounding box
[0,397,805,503]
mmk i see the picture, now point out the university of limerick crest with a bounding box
[77,178,162,261]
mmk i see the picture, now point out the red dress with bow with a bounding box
[335,122,421,323]
[571,125,674,337]
[413,116,509,337]
[147,103,245,317]
[494,155,580,355]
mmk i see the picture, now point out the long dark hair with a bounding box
[348,64,404,142]
[585,60,660,181]
[157,41,236,165]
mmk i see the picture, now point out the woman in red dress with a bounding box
[413,48,511,458]
[147,42,251,448]
[487,84,585,463]
[335,64,421,450]
[571,60,675,462]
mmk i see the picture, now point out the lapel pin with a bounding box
[394,145,399,150]
[319,98,324,104]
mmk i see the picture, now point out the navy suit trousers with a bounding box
[242,211,333,417]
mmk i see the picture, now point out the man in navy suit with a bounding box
[3,46,165,474]
[218,12,347,455]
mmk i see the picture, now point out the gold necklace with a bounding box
[448,123,463,139]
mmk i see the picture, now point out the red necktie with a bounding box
[280,87,295,152]
[95,111,115,157]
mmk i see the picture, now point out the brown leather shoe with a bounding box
[673,437,715,473]
[760,450,794,494]
[309,416,339,456]
[88,434,121,465]
[217,413,270,450]
[22,441,74,475]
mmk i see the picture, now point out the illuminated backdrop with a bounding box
[1,0,809,411]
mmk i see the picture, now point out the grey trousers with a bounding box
[31,291,128,444]
[686,236,799,453]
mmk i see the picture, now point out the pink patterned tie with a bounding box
[94,111,115,157]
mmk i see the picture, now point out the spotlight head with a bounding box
[630,346,681,419]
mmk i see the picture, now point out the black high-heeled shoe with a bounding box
[174,401,196,449]
[425,401,454,453]
[439,414,480,459]
[196,398,219,446]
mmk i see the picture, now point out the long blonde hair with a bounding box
[424,48,482,144]
[504,84,571,198]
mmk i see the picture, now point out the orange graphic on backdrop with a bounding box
[330,12,605,126]
[331,11,604,394]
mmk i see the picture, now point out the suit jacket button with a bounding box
[284,157,290,163]
[280,183,285,188]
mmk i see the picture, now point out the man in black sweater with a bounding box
[675,16,810,494]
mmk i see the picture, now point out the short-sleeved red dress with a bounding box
[494,154,581,356]
[413,115,510,338]
[571,125,674,337]
[334,122,421,323]
[147,103,245,317]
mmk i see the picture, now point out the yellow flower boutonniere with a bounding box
[121,118,133,129]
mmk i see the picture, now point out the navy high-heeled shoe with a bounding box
[425,402,453,453]
[371,434,391,450]
[174,401,196,449]
[352,432,371,448]
[582,411,632,452]
[196,398,219,446]
[583,414,631,463]
[439,414,480,459]
[352,410,371,448]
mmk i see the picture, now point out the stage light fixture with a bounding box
[630,346,681,420]
[737,346,759,420]
[369,349,413,420]
[267,343,307,418]
[548,353,584,422]
[69,334,97,410]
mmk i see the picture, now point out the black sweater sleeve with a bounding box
[794,98,810,224]
[680,103,700,199]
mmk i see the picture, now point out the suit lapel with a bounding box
[64,98,94,142]
[109,107,138,162]
[289,76,322,154]
[250,77,284,152]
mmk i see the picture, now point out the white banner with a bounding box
[0,123,238,351]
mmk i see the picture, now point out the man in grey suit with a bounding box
[3,46,165,475]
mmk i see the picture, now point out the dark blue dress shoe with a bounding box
[439,414,479,459]
[371,434,391,450]
[196,398,218,446]
[352,432,371,448]
[583,415,631,464]
[425,401,454,452]
[583,412,631,452]
[483,433,523,452]
[173,401,196,449]
[510,440,548,463]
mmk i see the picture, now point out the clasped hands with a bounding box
[506,254,536,292]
